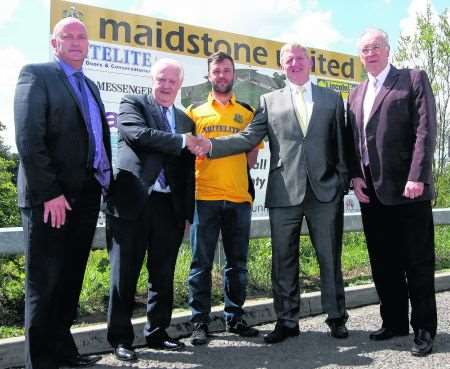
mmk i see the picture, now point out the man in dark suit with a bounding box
[105,58,196,361]
[346,28,437,356]
[14,17,111,369]
[192,43,349,343]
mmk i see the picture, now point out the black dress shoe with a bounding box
[327,320,349,339]
[114,344,137,362]
[369,327,409,341]
[411,329,433,357]
[59,354,101,367]
[147,333,186,350]
[263,322,300,344]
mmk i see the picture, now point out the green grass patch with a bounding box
[1,225,450,339]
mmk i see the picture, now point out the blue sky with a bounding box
[1,0,449,150]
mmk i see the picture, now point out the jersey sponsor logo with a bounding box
[234,113,243,124]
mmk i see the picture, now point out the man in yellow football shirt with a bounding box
[186,52,260,345]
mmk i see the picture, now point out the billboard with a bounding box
[50,0,363,216]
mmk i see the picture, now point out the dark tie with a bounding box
[157,107,171,189]
[73,71,95,167]
[73,72,111,190]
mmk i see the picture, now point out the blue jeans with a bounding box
[189,200,251,323]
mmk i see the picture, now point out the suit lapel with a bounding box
[367,66,400,123]
[285,87,305,138]
[308,84,321,135]
[354,81,367,131]
[54,63,86,121]
[146,95,166,130]
[174,108,185,133]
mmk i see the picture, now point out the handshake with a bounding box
[186,135,212,157]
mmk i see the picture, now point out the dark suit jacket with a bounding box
[210,84,348,207]
[346,65,436,205]
[106,94,195,223]
[14,62,112,208]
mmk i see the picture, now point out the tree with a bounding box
[0,121,20,227]
[0,121,11,160]
[0,156,20,227]
[394,2,450,206]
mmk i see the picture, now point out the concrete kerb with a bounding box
[1,272,449,369]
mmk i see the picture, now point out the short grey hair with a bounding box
[151,58,184,82]
[280,43,309,65]
[358,28,390,49]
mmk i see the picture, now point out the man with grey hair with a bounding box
[346,28,437,356]
[15,16,111,369]
[191,42,349,343]
[105,58,196,360]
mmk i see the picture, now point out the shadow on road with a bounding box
[90,329,450,369]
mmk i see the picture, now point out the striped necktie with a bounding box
[157,107,171,188]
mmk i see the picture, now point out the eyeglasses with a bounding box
[360,45,385,56]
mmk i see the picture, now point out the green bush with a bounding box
[0,255,25,337]
[435,165,450,208]
[78,250,111,315]
[0,157,20,227]
[248,238,272,293]
[436,225,450,270]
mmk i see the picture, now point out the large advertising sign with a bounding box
[50,0,364,216]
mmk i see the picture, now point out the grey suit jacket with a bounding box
[210,84,348,207]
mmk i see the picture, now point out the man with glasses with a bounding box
[346,28,437,356]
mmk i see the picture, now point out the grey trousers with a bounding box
[268,185,347,328]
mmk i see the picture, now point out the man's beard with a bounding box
[212,80,234,94]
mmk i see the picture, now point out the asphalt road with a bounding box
[75,291,450,369]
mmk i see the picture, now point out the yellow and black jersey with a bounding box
[186,93,256,203]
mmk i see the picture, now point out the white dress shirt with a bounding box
[361,63,391,165]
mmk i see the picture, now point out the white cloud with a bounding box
[41,0,51,10]
[399,0,436,37]
[276,9,344,50]
[131,0,289,37]
[0,0,20,28]
[0,48,27,152]
[131,0,344,50]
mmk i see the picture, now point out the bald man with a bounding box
[14,17,111,369]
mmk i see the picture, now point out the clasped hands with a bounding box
[186,135,212,157]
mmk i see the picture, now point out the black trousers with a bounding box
[22,177,101,369]
[268,184,347,328]
[360,167,437,336]
[106,192,185,348]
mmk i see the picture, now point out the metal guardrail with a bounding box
[1,209,450,255]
